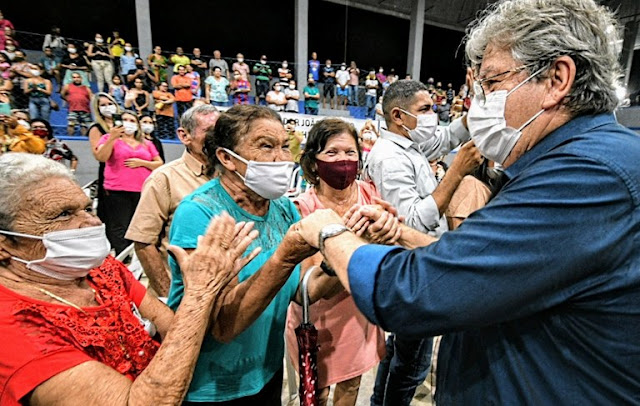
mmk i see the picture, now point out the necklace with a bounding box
[37,286,103,314]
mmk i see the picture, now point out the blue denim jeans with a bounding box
[29,96,51,122]
[370,334,433,406]
[349,85,359,106]
[366,94,377,119]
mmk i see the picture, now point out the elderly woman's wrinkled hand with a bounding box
[168,212,260,293]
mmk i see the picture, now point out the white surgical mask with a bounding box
[99,104,117,117]
[123,121,138,135]
[68,48,77,54]
[238,58,244,63]
[362,130,377,141]
[0,225,111,280]
[401,110,438,147]
[289,84,295,89]
[141,123,154,134]
[125,46,133,52]
[274,86,281,92]
[282,63,288,68]
[17,120,30,130]
[30,69,41,77]
[224,148,294,200]
[95,38,103,43]
[467,68,545,164]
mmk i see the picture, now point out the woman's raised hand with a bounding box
[168,212,260,293]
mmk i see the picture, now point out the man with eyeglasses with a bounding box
[292,0,640,404]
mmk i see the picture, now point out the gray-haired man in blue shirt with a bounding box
[294,0,640,404]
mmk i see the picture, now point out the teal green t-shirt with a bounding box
[304,85,319,109]
[167,178,301,402]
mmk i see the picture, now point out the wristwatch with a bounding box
[318,223,349,257]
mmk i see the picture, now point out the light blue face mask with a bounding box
[0,225,110,280]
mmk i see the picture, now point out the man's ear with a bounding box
[176,127,190,145]
[542,56,575,110]
[216,148,237,172]
[389,107,405,127]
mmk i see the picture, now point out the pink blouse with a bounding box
[286,180,386,388]
[98,134,159,193]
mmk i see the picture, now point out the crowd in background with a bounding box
[0,11,472,143]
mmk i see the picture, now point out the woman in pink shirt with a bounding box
[94,110,163,254]
[285,119,389,406]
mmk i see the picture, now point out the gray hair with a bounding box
[382,80,430,125]
[0,153,74,230]
[464,0,621,116]
[179,104,219,135]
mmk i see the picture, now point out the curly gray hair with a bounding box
[464,0,621,116]
[0,153,74,231]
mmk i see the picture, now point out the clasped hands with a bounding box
[293,197,403,249]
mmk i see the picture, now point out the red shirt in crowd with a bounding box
[0,256,159,406]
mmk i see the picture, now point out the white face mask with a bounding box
[141,123,154,134]
[30,69,41,77]
[362,130,377,141]
[6,45,15,51]
[238,58,244,63]
[289,84,295,89]
[95,38,103,43]
[274,86,281,92]
[401,110,438,146]
[282,63,288,68]
[99,104,117,117]
[17,119,30,130]
[0,225,111,280]
[125,46,133,52]
[68,48,77,54]
[467,68,545,164]
[224,148,294,200]
[123,121,138,135]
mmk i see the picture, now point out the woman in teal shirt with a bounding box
[168,105,331,404]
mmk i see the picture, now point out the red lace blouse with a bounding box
[0,256,160,406]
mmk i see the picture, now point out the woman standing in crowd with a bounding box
[125,77,150,115]
[151,81,175,139]
[87,33,114,93]
[186,64,201,99]
[93,110,162,254]
[266,82,287,111]
[109,74,128,108]
[230,69,251,105]
[23,64,52,121]
[88,92,121,222]
[0,153,257,406]
[286,119,387,406]
[119,43,138,77]
[358,120,379,163]
[60,42,90,87]
[139,112,165,163]
[147,45,168,84]
[30,118,79,171]
[204,66,229,107]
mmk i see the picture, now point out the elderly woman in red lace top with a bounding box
[0,153,258,405]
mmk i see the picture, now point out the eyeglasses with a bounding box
[473,63,536,105]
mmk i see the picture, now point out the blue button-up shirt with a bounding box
[348,113,640,404]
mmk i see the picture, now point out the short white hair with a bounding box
[0,153,75,230]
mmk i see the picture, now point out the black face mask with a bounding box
[136,65,144,69]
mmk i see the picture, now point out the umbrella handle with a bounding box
[301,266,319,324]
